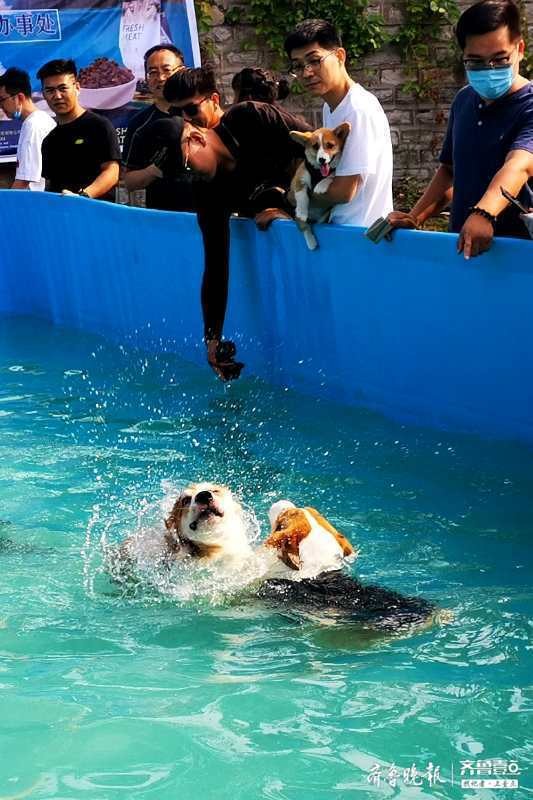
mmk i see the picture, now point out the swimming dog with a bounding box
[261,500,437,631]
[163,482,251,560]
[288,122,351,251]
[264,500,357,578]
[112,482,252,578]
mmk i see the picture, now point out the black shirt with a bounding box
[196,101,312,342]
[213,101,312,215]
[440,84,533,237]
[42,110,120,201]
[123,103,195,212]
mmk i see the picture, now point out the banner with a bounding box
[0,0,200,161]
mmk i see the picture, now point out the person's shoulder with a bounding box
[226,100,311,131]
[148,115,183,143]
[273,104,312,131]
[450,84,476,110]
[41,118,60,143]
[220,101,264,137]
[126,103,161,132]
[347,84,384,112]
[224,100,260,122]
[225,100,280,122]
[82,110,117,133]
[27,108,55,126]
[510,81,533,109]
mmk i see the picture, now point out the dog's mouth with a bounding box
[320,163,331,178]
[189,505,224,531]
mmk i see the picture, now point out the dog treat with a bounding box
[78,58,134,89]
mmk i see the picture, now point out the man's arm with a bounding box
[388,164,454,229]
[458,148,533,258]
[83,161,120,198]
[122,121,163,191]
[123,163,163,191]
[197,204,244,380]
[312,174,361,207]
[10,179,31,190]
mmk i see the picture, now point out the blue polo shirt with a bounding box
[440,82,533,237]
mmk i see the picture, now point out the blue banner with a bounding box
[0,10,61,43]
[0,0,200,160]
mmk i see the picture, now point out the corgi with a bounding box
[264,500,357,578]
[288,122,351,251]
[112,483,252,579]
[261,500,441,631]
[163,482,251,560]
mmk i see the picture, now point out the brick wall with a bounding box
[202,0,533,184]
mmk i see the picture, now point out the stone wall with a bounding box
[202,0,533,185]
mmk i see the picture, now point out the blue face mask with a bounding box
[12,107,22,120]
[466,65,514,100]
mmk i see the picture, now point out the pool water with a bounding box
[0,315,532,799]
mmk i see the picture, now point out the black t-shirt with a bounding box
[123,104,195,212]
[212,101,312,215]
[196,102,312,342]
[42,110,120,201]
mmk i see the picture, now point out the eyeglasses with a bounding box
[42,83,77,98]
[179,96,209,117]
[0,93,16,106]
[146,65,182,80]
[463,52,515,71]
[289,51,336,78]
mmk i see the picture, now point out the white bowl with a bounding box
[79,76,137,110]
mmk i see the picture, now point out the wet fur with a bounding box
[257,570,436,632]
[111,482,251,580]
[263,501,438,631]
[265,505,355,572]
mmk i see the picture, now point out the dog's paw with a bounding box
[304,229,319,250]
[314,177,333,195]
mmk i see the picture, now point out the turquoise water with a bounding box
[0,315,532,799]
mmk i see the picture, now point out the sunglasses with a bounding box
[179,96,209,117]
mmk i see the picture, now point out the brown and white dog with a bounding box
[163,482,251,560]
[259,500,442,631]
[114,482,252,576]
[264,500,357,578]
[288,123,351,251]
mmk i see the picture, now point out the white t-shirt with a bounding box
[323,83,393,227]
[16,109,56,191]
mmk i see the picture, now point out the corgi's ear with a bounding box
[333,122,351,143]
[290,130,313,146]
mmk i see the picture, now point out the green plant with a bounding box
[518,0,532,78]
[393,0,460,101]
[194,0,216,35]
[225,0,387,66]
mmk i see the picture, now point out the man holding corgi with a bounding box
[284,19,393,228]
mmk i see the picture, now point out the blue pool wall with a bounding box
[1,191,532,443]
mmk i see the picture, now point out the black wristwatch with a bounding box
[78,190,90,198]
[468,206,497,228]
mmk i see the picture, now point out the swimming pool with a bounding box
[2,191,533,443]
[1,315,531,798]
